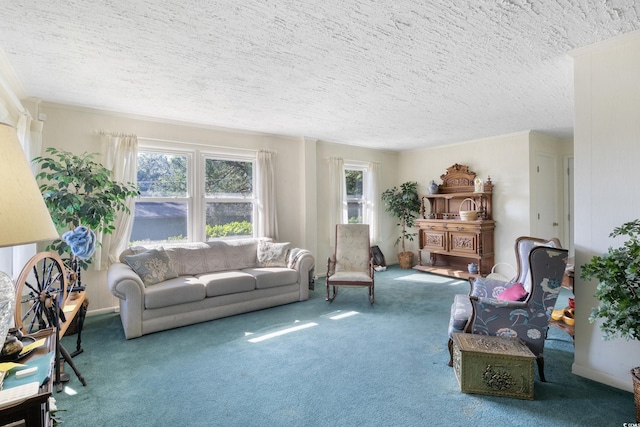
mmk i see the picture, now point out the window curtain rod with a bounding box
[94,131,271,153]
[95,129,137,138]
[325,157,380,165]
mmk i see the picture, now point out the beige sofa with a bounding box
[107,239,314,339]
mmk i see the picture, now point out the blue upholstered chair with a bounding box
[447,236,567,381]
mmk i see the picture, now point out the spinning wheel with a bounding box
[14,251,87,390]
[14,252,68,334]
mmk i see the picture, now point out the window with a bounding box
[203,157,254,240]
[130,147,256,245]
[345,167,365,224]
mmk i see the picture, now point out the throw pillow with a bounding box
[124,249,179,287]
[257,240,290,267]
[497,282,528,301]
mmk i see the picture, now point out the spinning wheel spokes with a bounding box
[15,252,68,335]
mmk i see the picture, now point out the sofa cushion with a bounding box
[257,240,290,267]
[162,243,221,276]
[144,276,207,309]
[244,268,298,289]
[123,249,179,287]
[197,271,257,297]
[206,239,260,270]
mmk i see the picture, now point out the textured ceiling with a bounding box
[1,1,640,150]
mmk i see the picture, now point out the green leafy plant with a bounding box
[381,181,421,253]
[33,147,140,268]
[581,219,640,341]
[206,221,253,238]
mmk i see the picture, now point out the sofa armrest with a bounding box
[287,248,315,298]
[107,262,146,339]
[107,262,145,300]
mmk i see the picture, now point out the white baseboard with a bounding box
[86,306,119,317]
[572,362,634,393]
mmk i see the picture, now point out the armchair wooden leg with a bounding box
[326,284,337,302]
[537,356,546,382]
[447,338,454,367]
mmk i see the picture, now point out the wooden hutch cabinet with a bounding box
[414,164,495,278]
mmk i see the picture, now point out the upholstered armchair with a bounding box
[447,236,567,381]
[326,224,375,304]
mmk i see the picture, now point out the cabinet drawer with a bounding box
[419,222,448,232]
[449,232,477,255]
[448,223,478,233]
[422,230,447,251]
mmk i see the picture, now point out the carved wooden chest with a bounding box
[452,333,535,400]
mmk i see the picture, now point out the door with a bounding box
[565,156,574,255]
[534,153,560,240]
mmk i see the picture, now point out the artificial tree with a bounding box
[34,147,139,273]
[381,181,421,269]
[581,218,640,420]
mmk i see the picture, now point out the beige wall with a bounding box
[34,104,401,312]
[315,140,399,268]
[37,103,315,313]
[399,131,536,268]
[571,29,640,392]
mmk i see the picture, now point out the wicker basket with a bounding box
[487,262,517,282]
[459,198,479,221]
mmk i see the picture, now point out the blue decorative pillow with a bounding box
[124,249,178,287]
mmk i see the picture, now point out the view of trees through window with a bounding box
[130,151,255,245]
[204,158,254,240]
[345,168,364,223]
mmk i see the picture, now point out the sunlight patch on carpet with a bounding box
[329,311,359,320]
[63,386,78,396]
[247,322,318,343]
[394,273,464,286]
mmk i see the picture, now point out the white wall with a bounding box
[571,30,640,392]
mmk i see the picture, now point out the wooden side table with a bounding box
[550,257,575,339]
[0,328,56,427]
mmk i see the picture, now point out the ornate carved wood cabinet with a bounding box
[414,164,495,278]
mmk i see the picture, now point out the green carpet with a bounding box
[55,266,634,426]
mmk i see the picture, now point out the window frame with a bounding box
[343,162,368,224]
[132,141,257,245]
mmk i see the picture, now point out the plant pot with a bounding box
[632,367,640,422]
[398,251,414,269]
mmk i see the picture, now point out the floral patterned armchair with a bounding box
[447,236,567,381]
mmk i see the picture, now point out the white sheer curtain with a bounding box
[95,134,138,269]
[256,150,278,239]
[364,161,380,245]
[328,157,346,248]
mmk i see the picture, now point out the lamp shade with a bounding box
[0,122,58,247]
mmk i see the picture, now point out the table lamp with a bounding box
[0,122,59,355]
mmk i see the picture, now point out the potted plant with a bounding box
[34,147,139,274]
[381,181,421,269]
[580,218,640,421]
